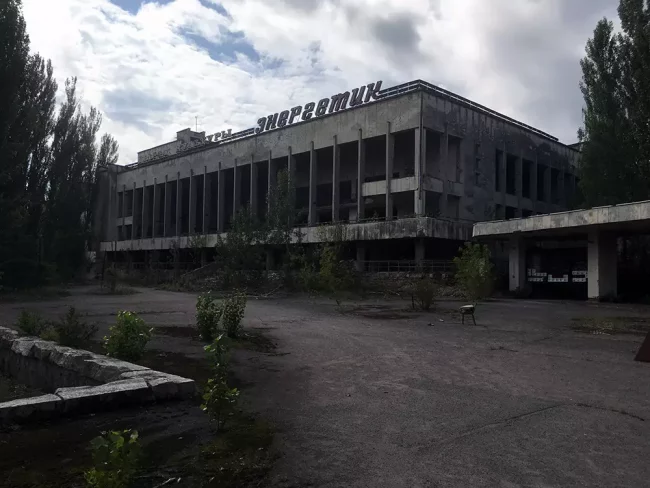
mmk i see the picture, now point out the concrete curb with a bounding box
[0,326,196,423]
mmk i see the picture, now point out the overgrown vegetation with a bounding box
[84,430,140,488]
[103,311,152,361]
[0,0,120,291]
[51,306,97,347]
[453,243,494,301]
[412,278,437,311]
[201,335,239,431]
[221,292,246,339]
[16,306,97,347]
[196,292,222,342]
[16,310,46,336]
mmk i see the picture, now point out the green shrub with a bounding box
[84,429,140,488]
[103,311,152,361]
[221,292,246,338]
[201,335,239,431]
[413,278,437,311]
[453,243,495,302]
[196,292,222,342]
[16,310,46,336]
[53,306,98,348]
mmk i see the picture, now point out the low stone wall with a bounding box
[0,326,195,423]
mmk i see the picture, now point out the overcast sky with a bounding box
[22,0,618,164]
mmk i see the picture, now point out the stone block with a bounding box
[55,379,153,412]
[0,394,62,421]
[31,340,60,361]
[10,338,39,357]
[80,356,150,383]
[0,327,19,349]
[120,370,196,400]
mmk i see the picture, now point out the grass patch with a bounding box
[89,286,139,296]
[197,412,275,487]
[0,287,71,303]
[571,316,650,335]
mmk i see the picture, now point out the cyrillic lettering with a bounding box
[349,86,366,106]
[302,102,315,121]
[206,134,214,142]
[316,98,329,117]
[364,80,383,103]
[278,110,290,128]
[265,113,279,131]
[255,117,266,134]
[329,92,350,113]
[289,105,302,124]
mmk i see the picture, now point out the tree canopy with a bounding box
[0,0,119,289]
[578,0,650,206]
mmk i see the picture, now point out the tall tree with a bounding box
[578,3,650,206]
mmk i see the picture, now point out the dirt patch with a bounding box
[0,373,43,402]
[346,304,414,320]
[155,325,201,340]
[571,316,650,335]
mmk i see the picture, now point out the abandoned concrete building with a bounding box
[95,80,580,270]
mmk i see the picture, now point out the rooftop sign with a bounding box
[254,80,383,134]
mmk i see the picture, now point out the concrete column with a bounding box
[440,127,449,218]
[202,167,210,234]
[558,169,565,208]
[515,152,523,215]
[217,163,225,233]
[332,135,340,222]
[175,172,181,236]
[164,176,171,237]
[267,151,275,214]
[250,157,258,217]
[357,129,365,222]
[588,231,618,299]
[265,248,274,271]
[233,159,240,217]
[141,180,148,239]
[355,242,366,273]
[131,182,136,244]
[414,127,424,216]
[121,185,126,239]
[509,237,526,292]
[309,142,317,226]
[189,170,196,234]
[499,144,507,208]
[385,122,394,220]
[152,178,157,239]
[415,239,426,266]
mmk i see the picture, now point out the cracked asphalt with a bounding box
[3,288,650,487]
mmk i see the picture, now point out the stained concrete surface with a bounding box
[1,287,650,487]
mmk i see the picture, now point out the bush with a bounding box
[53,306,98,347]
[16,310,47,336]
[196,292,222,342]
[221,292,246,338]
[84,430,140,488]
[413,278,437,311]
[201,335,239,431]
[103,311,152,361]
[453,243,495,302]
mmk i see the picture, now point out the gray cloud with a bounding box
[370,13,423,69]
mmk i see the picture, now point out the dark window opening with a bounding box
[522,159,532,199]
[495,149,503,192]
[506,154,517,195]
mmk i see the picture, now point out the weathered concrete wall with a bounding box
[0,327,195,423]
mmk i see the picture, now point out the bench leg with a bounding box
[471,313,476,326]
[461,313,464,325]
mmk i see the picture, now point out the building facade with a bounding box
[95,80,580,269]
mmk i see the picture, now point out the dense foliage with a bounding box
[103,311,152,361]
[0,0,118,289]
[453,243,494,302]
[578,1,650,206]
[84,430,141,488]
[202,334,239,431]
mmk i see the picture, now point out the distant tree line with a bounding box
[0,0,119,289]
[578,0,650,206]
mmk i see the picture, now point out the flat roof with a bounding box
[473,200,650,238]
[123,79,577,172]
